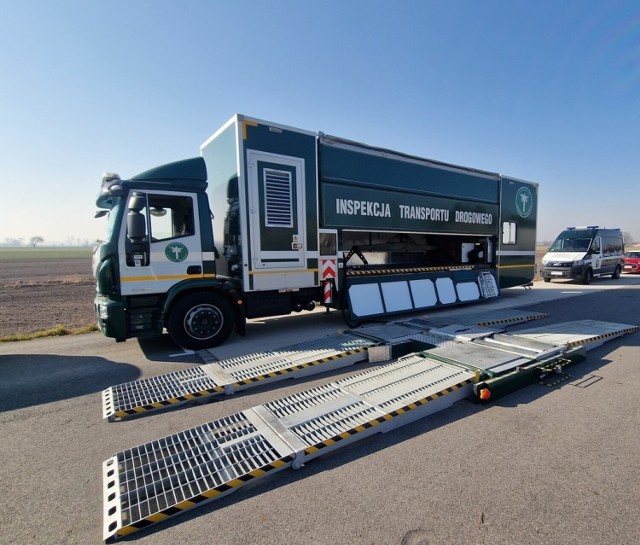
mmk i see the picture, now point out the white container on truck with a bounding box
[541,226,624,284]
[93,114,538,349]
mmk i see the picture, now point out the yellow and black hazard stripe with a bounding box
[347,266,473,276]
[563,326,640,348]
[477,312,549,326]
[111,385,226,421]
[110,454,295,541]
[230,346,369,387]
[304,376,475,455]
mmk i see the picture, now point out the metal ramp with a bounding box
[102,311,548,421]
[510,320,639,350]
[102,319,638,541]
[103,332,375,421]
[103,354,476,542]
[102,310,548,421]
[405,309,550,329]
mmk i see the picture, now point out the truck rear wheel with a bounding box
[168,292,234,350]
[612,265,621,279]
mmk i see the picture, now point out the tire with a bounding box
[342,306,362,329]
[543,277,551,283]
[581,268,593,285]
[612,265,621,279]
[168,292,234,350]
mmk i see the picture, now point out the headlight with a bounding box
[97,257,117,297]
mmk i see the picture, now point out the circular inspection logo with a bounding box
[515,187,534,218]
[165,242,189,262]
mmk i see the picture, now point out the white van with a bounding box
[541,226,624,284]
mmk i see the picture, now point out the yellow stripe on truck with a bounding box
[120,273,216,282]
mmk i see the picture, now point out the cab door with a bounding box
[119,191,203,296]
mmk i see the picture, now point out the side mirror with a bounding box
[127,210,147,242]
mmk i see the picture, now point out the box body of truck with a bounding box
[201,114,537,323]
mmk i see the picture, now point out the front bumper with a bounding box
[623,263,640,274]
[541,265,583,280]
[94,294,127,342]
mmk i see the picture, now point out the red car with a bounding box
[623,251,640,273]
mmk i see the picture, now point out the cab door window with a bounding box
[148,195,195,242]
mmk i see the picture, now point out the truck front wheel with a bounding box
[581,268,593,285]
[168,292,234,350]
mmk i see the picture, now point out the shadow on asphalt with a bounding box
[0,354,140,412]
[137,334,203,364]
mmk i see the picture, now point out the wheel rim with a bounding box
[184,304,223,340]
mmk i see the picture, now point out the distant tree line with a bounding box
[1,237,95,247]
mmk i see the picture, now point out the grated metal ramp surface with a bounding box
[102,310,552,421]
[102,411,298,541]
[423,335,565,374]
[407,309,550,329]
[102,367,223,420]
[103,333,374,421]
[103,355,476,541]
[350,321,425,342]
[102,320,639,541]
[427,323,502,341]
[510,320,639,350]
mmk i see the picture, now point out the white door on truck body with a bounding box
[246,150,312,290]
[119,190,204,296]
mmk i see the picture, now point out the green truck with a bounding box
[93,114,538,349]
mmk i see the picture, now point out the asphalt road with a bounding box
[1,276,639,545]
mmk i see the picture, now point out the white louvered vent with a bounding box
[264,169,293,227]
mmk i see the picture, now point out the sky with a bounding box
[1,0,639,245]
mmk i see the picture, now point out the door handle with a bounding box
[187,265,202,275]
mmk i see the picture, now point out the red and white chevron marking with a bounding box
[321,259,336,279]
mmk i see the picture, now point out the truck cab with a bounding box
[541,226,624,284]
[93,158,241,349]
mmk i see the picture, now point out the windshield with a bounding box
[626,251,640,258]
[96,198,123,244]
[548,233,592,252]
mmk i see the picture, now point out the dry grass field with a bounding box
[0,246,547,340]
[0,248,96,338]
